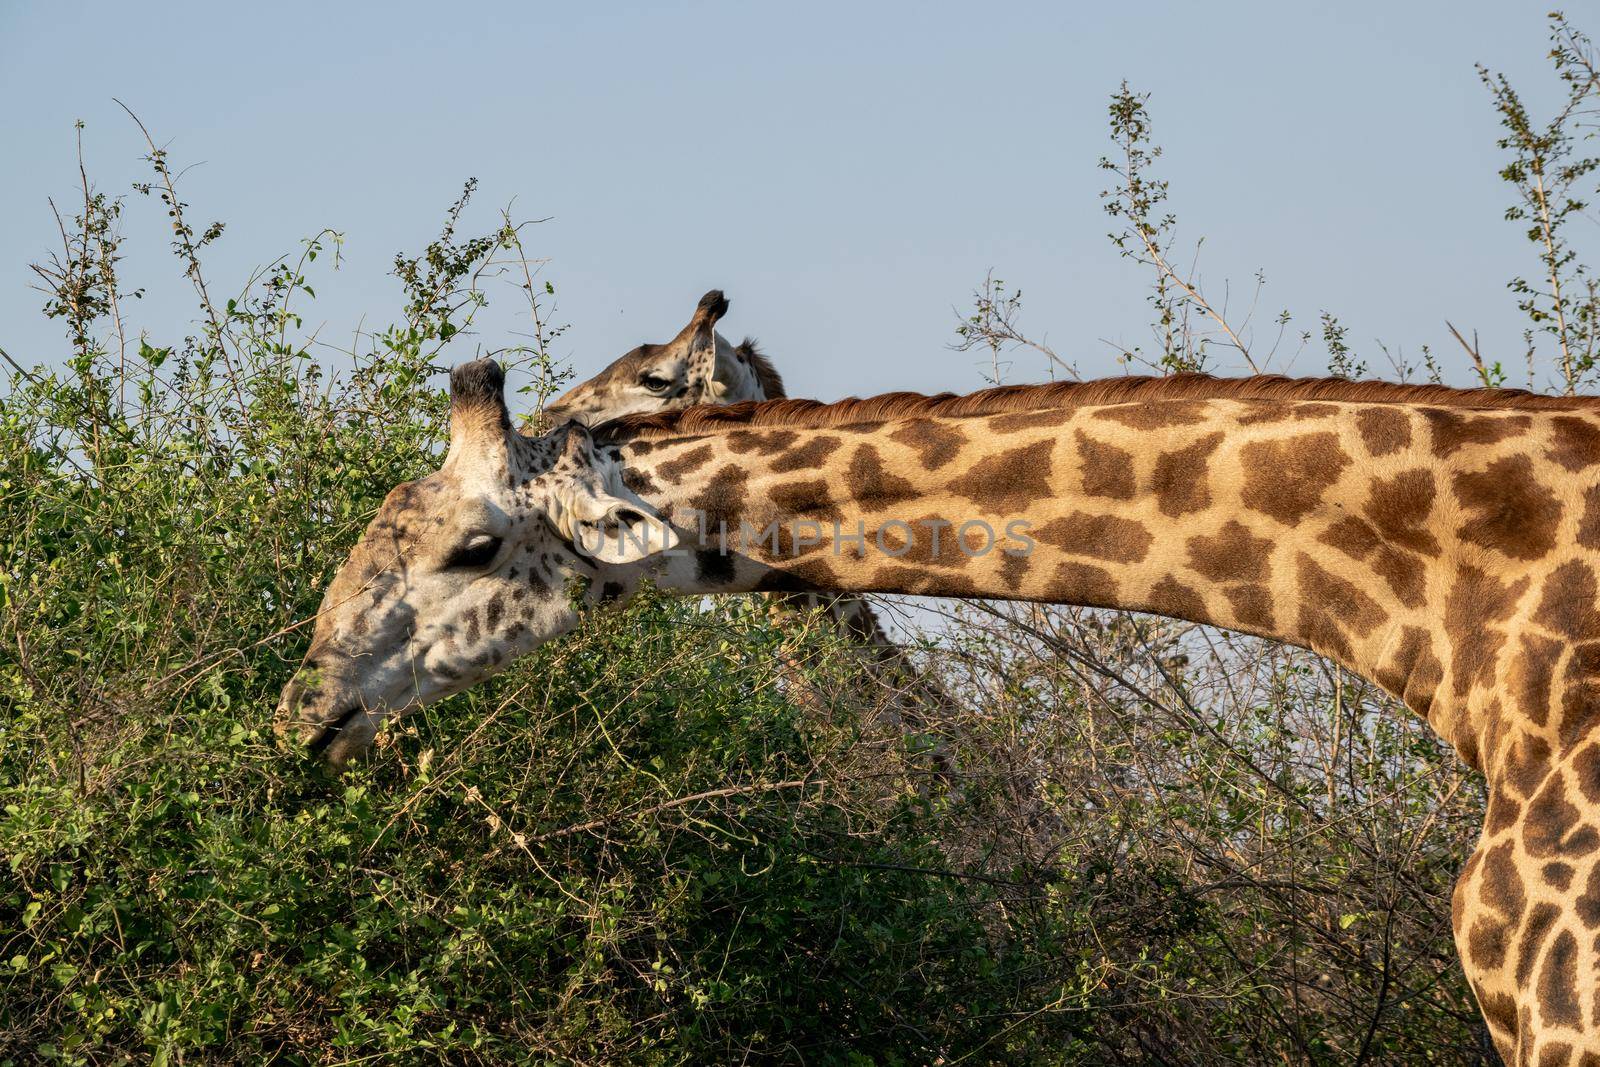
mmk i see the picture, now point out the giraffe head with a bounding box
[276,359,677,767]
[543,289,784,425]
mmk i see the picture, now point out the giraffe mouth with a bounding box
[304,705,365,758]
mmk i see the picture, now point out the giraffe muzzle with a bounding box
[303,705,365,759]
[277,671,380,766]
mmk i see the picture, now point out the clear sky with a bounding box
[0,1,1574,403]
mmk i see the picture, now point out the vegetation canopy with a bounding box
[9,13,1600,1063]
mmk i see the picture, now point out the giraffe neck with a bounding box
[607,394,1600,786]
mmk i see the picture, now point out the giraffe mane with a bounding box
[594,372,1600,441]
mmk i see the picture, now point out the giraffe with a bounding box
[544,291,961,786]
[280,360,1600,1062]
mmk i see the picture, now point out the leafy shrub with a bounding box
[0,157,1089,1064]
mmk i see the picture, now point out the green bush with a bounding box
[0,169,1094,1064]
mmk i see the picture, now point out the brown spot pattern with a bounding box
[1374,625,1444,719]
[769,480,842,525]
[754,557,840,592]
[1317,515,1429,609]
[1545,862,1576,891]
[1187,520,1273,583]
[658,444,715,482]
[1296,554,1387,660]
[1579,484,1600,550]
[770,436,842,473]
[1320,516,1382,559]
[1480,989,1519,1040]
[873,516,967,568]
[1516,904,1559,989]
[1222,585,1276,631]
[1075,431,1135,500]
[1051,562,1119,605]
[1482,838,1526,913]
[1576,865,1600,928]
[621,466,659,496]
[688,465,748,536]
[871,565,980,597]
[1541,1041,1576,1067]
[1147,576,1208,622]
[1502,733,1555,800]
[998,552,1030,593]
[1034,512,1153,564]
[1241,432,1352,525]
[1535,561,1600,640]
[1151,432,1224,517]
[727,429,800,455]
[1364,469,1440,556]
[1444,565,1531,699]
[1574,743,1600,806]
[1547,414,1600,471]
[1509,633,1564,728]
[1559,642,1600,748]
[1423,408,1530,457]
[1469,916,1511,971]
[888,421,965,469]
[1093,400,1211,430]
[948,440,1055,512]
[987,408,1063,432]
[847,445,919,508]
[1525,774,1600,858]
[1372,549,1427,609]
[1454,455,1563,560]
[1356,406,1412,456]
[1485,792,1522,836]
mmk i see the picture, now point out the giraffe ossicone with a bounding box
[283,353,1600,1062]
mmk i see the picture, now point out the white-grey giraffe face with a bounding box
[277,359,676,767]
[544,289,769,425]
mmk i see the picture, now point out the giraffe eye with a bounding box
[639,372,673,394]
[443,534,503,571]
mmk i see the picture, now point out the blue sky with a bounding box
[0,1,1573,403]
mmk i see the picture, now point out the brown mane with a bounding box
[594,372,1599,442]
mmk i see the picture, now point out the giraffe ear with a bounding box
[704,332,768,403]
[566,489,678,563]
[558,418,595,464]
[549,421,679,564]
[569,497,679,565]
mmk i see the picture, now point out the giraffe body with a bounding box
[600,392,1600,1064]
[284,367,1600,1061]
